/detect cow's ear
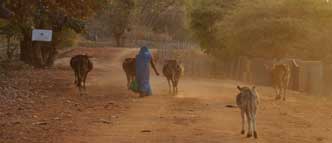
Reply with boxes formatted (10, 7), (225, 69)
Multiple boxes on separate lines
(237, 86), (242, 91)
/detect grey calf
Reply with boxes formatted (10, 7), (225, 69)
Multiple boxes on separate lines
(236, 86), (259, 138)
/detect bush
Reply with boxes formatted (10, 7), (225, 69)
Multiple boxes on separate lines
(188, 0), (332, 60)
(219, 0), (332, 60)
(57, 28), (78, 49)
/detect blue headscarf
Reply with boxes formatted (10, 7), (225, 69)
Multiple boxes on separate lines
(138, 47), (151, 57)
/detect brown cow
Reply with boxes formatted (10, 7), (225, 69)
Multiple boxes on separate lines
(70, 54), (93, 92)
(266, 63), (290, 101)
(162, 60), (184, 94)
(122, 58), (136, 89)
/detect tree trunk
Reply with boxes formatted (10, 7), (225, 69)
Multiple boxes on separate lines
(45, 32), (62, 67)
(44, 41), (58, 67)
(6, 35), (12, 60)
(20, 33), (33, 65)
(33, 41), (45, 67)
(19, 32), (57, 68)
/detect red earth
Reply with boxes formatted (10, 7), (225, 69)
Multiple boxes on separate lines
(1, 47), (332, 143)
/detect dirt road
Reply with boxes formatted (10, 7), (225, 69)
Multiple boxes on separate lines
(55, 48), (332, 143)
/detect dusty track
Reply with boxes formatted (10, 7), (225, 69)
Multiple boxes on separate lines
(53, 48), (332, 143)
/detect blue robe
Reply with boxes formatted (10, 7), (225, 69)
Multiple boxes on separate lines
(136, 47), (152, 96)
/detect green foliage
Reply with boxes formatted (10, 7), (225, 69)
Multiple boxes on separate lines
(134, 0), (184, 30)
(108, 0), (135, 46)
(187, 0), (332, 59)
(186, 0), (238, 55)
(5, 0), (106, 35)
(219, 0), (332, 60)
(87, 0), (189, 44)
(1, 0), (107, 66)
(88, 0), (134, 46)
(0, 19), (8, 27)
(189, 0), (332, 60)
(57, 28), (78, 48)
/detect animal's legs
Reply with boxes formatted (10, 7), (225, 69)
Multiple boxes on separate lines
(241, 109), (245, 134)
(83, 72), (88, 89)
(74, 71), (78, 84)
(171, 78), (176, 95)
(167, 79), (172, 93)
(253, 113), (258, 138)
(275, 86), (281, 100)
(283, 82), (288, 101)
(174, 78), (179, 94)
(126, 73), (130, 89)
(246, 111), (253, 138)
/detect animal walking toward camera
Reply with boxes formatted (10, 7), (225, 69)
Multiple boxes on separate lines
(162, 60), (183, 94)
(70, 54), (93, 93)
(266, 64), (290, 100)
(236, 86), (259, 139)
(122, 58), (136, 89)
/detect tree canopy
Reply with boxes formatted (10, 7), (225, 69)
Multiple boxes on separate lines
(87, 0), (189, 45)
(2, 0), (107, 67)
(186, 0), (238, 55)
(188, 0), (332, 60)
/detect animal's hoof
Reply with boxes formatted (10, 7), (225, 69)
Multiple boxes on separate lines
(254, 131), (258, 139)
(247, 133), (252, 138)
(241, 130), (245, 135)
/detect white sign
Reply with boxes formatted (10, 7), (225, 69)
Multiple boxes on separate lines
(32, 29), (53, 42)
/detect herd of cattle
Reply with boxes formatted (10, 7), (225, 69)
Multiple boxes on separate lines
(69, 53), (292, 139)
(69, 54), (185, 95)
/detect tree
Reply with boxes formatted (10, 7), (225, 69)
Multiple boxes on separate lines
(3, 0), (106, 67)
(189, 0), (332, 60)
(135, 0), (181, 28)
(221, 0), (332, 60)
(186, 0), (238, 55)
(108, 0), (187, 42)
(0, 23), (21, 60)
(86, 0), (188, 45)
(108, 0), (134, 46)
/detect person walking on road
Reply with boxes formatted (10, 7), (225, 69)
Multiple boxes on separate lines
(135, 46), (160, 97)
